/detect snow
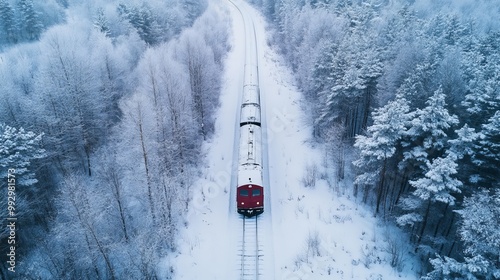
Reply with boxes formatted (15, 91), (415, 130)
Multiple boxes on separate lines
(172, 0), (420, 279)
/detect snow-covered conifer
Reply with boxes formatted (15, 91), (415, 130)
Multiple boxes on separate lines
(17, 0), (43, 40)
(93, 8), (110, 37)
(410, 154), (462, 205)
(403, 87), (459, 165)
(425, 189), (500, 279)
(354, 97), (413, 213)
(0, 123), (46, 184)
(0, 0), (17, 43)
(354, 97), (412, 169)
(473, 111), (500, 187)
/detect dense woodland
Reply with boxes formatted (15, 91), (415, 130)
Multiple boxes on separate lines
(249, 0), (500, 278)
(1, 0), (230, 278)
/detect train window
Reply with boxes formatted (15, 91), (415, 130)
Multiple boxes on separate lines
(252, 189), (261, 196)
(240, 190), (249, 196)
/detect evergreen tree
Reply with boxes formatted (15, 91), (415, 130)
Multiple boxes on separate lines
(314, 44), (348, 135)
(17, 0), (43, 40)
(93, 8), (110, 37)
(397, 87), (459, 246)
(0, 124), (46, 268)
(473, 111), (500, 188)
(410, 154), (462, 205)
(354, 97), (413, 214)
(315, 24), (383, 138)
(395, 61), (437, 109)
(0, 123), (46, 185)
(262, 0), (275, 20)
(461, 32), (500, 126)
(461, 56), (500, 121)
(402, 87), (459, 169)
(117, 3), (162, 45)
(447, 124), (481, 188)
(0, 0), (17, 43)
(425, 189), (500, 279)
(182, 0), (207, 22)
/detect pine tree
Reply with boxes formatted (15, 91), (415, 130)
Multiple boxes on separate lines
(427, 13), (468, 47)
(117, 3), (162, 45)
(425, 189), (500, 279)
(396, 61), (437, 109)
(461, 32), (500, 126)
(93, 8), (110, 37)
(262, 0), (275, 20)
(0, 124), (46, 263)
(447, 125), (481, 188)
(0, 0), (17, 43)
(182, 0), (207, 22)
(17, 0), (43, 40)
(315, 8), (383, 139)
(410, 154), (462, 205)
(0, 123), (46, 184)
(402, 87), (459, 168)
(461, 58), (500, 120)
(314, 44), (348, 135)
(473, 111), (500, 188)
(397, 87), (459, 245)
(458, 32), (500, 191)
(354, 97), (413, 214)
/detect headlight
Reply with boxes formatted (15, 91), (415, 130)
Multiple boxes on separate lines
(256, 202), (259, 205)
(241, 202), (244, 205)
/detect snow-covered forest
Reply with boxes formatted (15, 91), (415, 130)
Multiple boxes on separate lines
(248, 0), (500, 278)
(1, 0), (230, 278)
(1, 0), (499, 278)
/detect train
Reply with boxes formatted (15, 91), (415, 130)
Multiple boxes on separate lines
(236, 64), (264, 217)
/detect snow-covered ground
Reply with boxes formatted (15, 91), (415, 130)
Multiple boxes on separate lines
(173, 0), (420, 279)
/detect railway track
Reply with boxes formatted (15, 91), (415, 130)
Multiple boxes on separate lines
(239, 216), (262, 280)
(228, 0), (266, 278)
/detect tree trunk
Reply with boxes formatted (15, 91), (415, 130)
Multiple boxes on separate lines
(417, 200), (432, 245)
(86, 222), (116, 280)
(433, 202), (449, 238)
(137, 106), (156, 224)
(375, 160), (387, 215)
(109, 168), (129, 242)
(394, 172), (408, 206)
(440, 212), (455, 255)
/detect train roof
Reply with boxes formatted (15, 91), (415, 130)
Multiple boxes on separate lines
(238, 124), (262, 168)
(237, 166), (263, 187)
(240, 103), (261, 125)
(242, 85), (260, 105)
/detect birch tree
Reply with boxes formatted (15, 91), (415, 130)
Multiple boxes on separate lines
(177, 30), (219, 140)
(36, 26), (116, 176)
